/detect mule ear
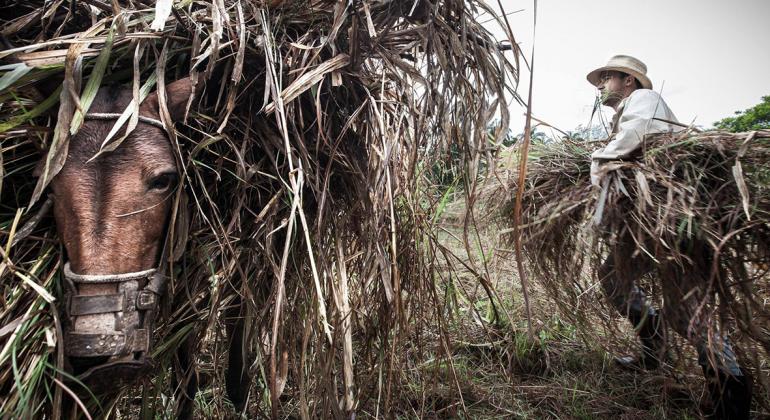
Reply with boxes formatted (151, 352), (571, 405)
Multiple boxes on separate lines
(144, 77), (202, 122)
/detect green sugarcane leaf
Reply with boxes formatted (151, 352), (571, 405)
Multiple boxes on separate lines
(70, 25), (115, 135)
(0, 86), (61, 133)
(0, 63), (32, 92)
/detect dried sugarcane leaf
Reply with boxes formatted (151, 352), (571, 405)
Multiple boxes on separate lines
(733, 160), (751, 221)
(150, 0), (174, 31)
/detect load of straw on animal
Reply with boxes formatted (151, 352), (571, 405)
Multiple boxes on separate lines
(489, 129), (770, 410)
(0, 0), (518, 417)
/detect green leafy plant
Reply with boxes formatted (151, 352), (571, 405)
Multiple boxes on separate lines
(714, 95), (770, 132)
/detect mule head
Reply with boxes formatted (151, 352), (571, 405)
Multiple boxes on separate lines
(49, 78), (196, 388)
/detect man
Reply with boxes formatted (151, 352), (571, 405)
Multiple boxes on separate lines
(587, 55), (752, 419)
(588, 55), (682, 186)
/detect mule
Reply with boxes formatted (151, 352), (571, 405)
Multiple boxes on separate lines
(49, 78), (250, 417)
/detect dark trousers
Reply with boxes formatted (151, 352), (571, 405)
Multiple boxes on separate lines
(598, 235), (742, 376)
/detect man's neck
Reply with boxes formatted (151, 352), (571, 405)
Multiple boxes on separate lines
(613, 88), (639, 111)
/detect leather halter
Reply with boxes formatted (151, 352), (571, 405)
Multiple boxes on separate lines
(63, 112), (172, 388)
(63, 263), (167, 358)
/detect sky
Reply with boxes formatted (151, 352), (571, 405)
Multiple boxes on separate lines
(482, 0), (770, 135)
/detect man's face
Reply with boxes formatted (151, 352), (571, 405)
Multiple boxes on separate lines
(597, 71), (632, 108)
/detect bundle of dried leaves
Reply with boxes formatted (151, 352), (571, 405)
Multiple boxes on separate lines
(0, 0), (517, 417)
(491, 130), (770, 405)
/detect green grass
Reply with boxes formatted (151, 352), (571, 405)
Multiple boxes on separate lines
(390, 200), (723, 419)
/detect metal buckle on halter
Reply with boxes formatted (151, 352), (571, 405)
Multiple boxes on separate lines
(62, 262), (167, 388)
(136, 290), (158, 310)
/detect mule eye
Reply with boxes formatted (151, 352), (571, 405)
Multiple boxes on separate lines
(148, 173), (178, 191)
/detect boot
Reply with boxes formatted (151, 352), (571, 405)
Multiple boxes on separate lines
(702, 366), (752, 420)
(615, 311), (666, 370)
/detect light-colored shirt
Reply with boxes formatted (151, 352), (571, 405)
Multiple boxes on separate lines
(590, 89), (683, 185)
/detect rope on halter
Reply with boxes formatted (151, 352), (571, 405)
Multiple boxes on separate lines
(84, 112), (166, 130)
(63, 262), (156, 283)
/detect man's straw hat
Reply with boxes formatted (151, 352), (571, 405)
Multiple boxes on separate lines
(586, 55), (653, 90)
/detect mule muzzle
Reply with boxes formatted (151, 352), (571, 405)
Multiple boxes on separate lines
(62, 263), (167, 390)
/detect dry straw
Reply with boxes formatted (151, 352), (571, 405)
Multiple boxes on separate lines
(0, 0), (518, 417)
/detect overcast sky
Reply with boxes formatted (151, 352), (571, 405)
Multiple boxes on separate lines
(484, 0), (770, 134)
